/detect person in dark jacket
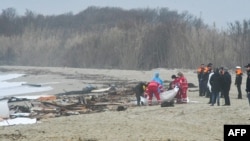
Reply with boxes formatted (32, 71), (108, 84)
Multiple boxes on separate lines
(235, 66), (243, 99)
(220, 67), (232, 106)
(244, 63), (250, 105)
(134, 82), (147, 106)
(210, 68), (223, 106)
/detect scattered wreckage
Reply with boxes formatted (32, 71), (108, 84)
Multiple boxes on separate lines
(0, 84), (136, 126)
(0, 81), (198, 126)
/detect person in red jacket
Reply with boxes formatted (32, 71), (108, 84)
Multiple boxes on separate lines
(176, 72), (189, 103)
(144, 80), (163, 106)
(168, 75), (179, 90)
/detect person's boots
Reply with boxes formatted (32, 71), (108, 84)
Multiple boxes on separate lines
(148, 100), (152, 106)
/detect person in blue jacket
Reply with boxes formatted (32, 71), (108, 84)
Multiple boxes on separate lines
(152, 72), (163, 86)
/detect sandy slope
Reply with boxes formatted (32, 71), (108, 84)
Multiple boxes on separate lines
(0, 66), (250, 141)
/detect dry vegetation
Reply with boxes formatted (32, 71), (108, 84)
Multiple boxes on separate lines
(0, 7), (250, 70)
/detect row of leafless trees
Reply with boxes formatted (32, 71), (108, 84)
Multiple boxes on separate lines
(0, 7), (250, 70)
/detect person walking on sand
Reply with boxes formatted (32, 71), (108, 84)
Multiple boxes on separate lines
(176, 72), (188, 103)
(244, 63), (250, 105)
(235, 66), (243, 99)
(144, 80), (164, 106)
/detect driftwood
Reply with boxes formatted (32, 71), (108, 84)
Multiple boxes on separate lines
(188, 89), (199, 92)
(91, 102), (123, 106)
(188, 83), (198, 88)
(33, 108), (58, 113)
(57, 90), (90, 96)
(41, 101), (81, 110)
(57, 87), (96, 96)
(21, 83), (42, 87)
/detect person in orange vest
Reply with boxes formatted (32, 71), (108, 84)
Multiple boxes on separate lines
(144, 80), (163, 106)
(235, 66), (243, 99)
(176, 72), (189, 103)
(197, 64), (205, 96)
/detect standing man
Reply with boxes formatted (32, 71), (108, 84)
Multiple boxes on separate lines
(202, 63), (213, 98)
(235, 66), (243, 99)
(244, 63), (250, 105)
(207, 69), (214, 104)
(205, 63), (213, 98)
(210, 68), (223, 106)
(220, 67), (232, 106)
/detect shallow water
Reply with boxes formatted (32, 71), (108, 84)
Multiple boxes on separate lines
(0, 73), (53, 98)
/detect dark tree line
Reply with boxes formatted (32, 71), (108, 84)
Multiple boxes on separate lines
(0, 7), (250, 70)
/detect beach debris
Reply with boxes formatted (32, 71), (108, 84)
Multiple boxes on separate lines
(0, 84), (137, 126)
(58, 85), (96, 96)
(188, 83), (198, 88)
(0, 99), (10, 118)
(0, 117), (37, 126)
(21, 83), (42, 87)
(188, 89), (199, 92)
(116, 106), (127, 111)
(161, 101), (175, 107)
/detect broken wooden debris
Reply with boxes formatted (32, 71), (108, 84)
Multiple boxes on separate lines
(0, 83), (140, 126)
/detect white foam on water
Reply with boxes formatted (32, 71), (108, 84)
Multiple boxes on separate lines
(0, 73), (24, 81)
(0, 73), (53, 98)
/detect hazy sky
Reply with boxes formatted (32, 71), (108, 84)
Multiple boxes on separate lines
(1, 0), (250, 29)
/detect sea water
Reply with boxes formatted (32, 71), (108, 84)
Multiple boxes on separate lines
(0, 73), (53, 98)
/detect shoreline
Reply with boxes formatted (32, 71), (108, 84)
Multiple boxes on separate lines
(0, 65), (250, 141)
(0, 73), (53, 98)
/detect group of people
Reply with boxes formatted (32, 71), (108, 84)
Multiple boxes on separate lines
(197, 63), (213, 98)
(134, 71), (188, 106)
(197, 62), (250, 106)
(134, 62), (250, 107)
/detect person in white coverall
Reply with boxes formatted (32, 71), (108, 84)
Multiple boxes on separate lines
(207, 69), (214, 104)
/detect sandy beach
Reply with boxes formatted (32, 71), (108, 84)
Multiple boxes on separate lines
(0, 66), (250, 141)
